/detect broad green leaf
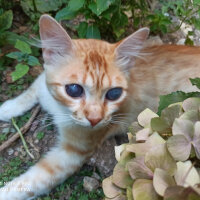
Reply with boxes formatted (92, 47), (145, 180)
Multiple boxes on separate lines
(153, 168), (176, 196)
(96, 0), (115, 16)
(167, 135), (191, 161)
(88, 2), (98, 15)
(112, 163), (133, 189)
(137, 108), (158, 127)
(172, 119), (194, 140)
(86, 25), (101, 39)
(0, 10), (13, 31)
(21, 0), (63, 14)
(11, 64), (29, 82)
(0, 31), (28, 46)
(174, 161), (200, 187)
(183, 97), (200, 112)
(145, 144), (177, 176)
(15, 40), (31, 54)
(190, 78), (200, 89)
(158, 91), (200, 116)
(102, 176), (122, 198)
(77, 22), (88, 38)
(27, 56), (40, 66)
(68, 0), (85, 11)
(55, 7), (77, 21)
(111, 11), (128, 38)
(127, 157), (153, 180)
(133, 179), (161, 200)
(6, 52), (24, 60)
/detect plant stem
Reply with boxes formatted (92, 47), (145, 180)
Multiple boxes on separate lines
(11, 118), (34, 159)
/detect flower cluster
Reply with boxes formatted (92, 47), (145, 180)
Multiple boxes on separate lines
(103, 97), (200, 200)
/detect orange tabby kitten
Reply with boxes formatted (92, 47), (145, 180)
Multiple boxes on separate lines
(0, 14), (200, 200)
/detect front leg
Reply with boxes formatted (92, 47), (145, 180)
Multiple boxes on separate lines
(0, 143), (93, 200)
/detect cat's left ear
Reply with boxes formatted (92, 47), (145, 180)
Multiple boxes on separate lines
(115, 28), (149, 70)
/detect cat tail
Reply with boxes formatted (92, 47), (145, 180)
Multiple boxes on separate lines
(0, 141), (92, 200)
(0, 74), (43, 122)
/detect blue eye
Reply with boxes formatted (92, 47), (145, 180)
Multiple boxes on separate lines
(65, 84), (84, 98)
(106, 87), (122, 101)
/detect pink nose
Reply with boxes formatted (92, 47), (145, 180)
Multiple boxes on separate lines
(87, 117), (102, 127)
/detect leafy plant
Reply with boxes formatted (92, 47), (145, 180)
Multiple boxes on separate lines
(55, 0), (129, 39)
(6, 39), (41, 82)
(102, 79), (200, 200)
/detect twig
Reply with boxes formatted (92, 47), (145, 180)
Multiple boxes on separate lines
(0, 106), (40, 153)
(12, 118), (34, 159)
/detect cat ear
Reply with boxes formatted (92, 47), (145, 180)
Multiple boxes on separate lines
(115, 27), (149, 71)
(39, 14), (73, 64)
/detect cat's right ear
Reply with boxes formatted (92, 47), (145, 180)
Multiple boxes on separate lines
(39, 14), (73, 65)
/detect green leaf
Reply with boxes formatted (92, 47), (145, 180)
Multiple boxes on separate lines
(88, 2), (98, 15)
(21, 0), (63, 14)
(6, 52), (24, 60)
(111, 11), (128, 38)
(0, 31), (29, 46)
(77, 22), (88, 38)
(27, 56), (40, 66)
(68, 0), (85, 11)
(86, 25), (101, 39)
(96, 0), (115, 16)
(55, 7), (77, 21)
(36, 132), (44, 140)
(0, 10), (13, 31)
(15, 40), (31, 54)
(190, 78), (200, 89)
(11, 64), (29, 82)
(158, 91), (200, 115)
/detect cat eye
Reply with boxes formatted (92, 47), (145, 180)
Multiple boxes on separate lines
(105, 87), (123, 101)
(65, 84), (84, 98)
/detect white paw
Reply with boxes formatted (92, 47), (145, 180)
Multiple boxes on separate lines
(0, 100), (15, 122)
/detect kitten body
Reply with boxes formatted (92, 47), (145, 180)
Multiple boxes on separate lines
(0, 15), (200, 200)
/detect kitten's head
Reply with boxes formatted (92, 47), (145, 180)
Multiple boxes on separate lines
(39, 15), (149, 128)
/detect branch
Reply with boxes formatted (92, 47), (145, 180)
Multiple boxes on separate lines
(0, 106), (40, 153)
